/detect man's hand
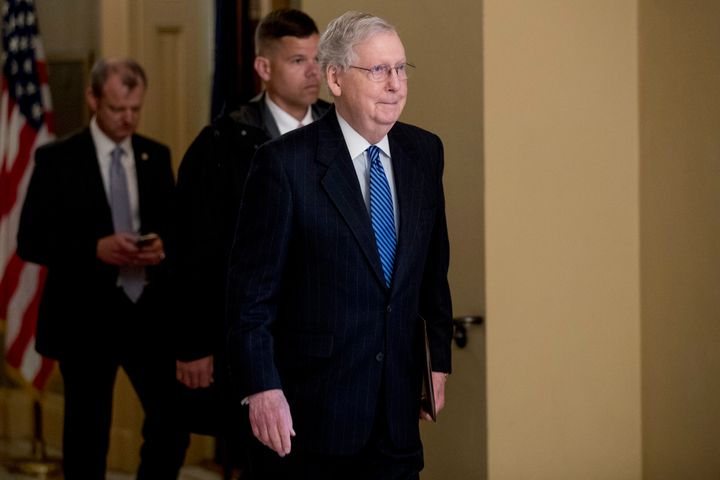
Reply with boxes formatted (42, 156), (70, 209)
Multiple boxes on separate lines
(248, 389), (295, 457)
(176, 356), (214, 389)
(133, 234), (165, 266)
(420, 371), (448, 421)
(96, 233), (139, 265)
(96, 233), (165, 266)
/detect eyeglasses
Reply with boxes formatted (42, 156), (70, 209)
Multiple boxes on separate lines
(348, 63), (415, 82)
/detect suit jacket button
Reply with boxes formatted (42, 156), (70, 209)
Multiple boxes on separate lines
(376, 352), (384, 362)
(386, 305), (392, 313)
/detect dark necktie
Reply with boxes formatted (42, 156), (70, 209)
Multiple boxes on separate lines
(109, 146), (145, 302)
(367, 145), (397, 287)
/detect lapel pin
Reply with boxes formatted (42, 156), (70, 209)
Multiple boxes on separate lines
(141, 152), (149, 161)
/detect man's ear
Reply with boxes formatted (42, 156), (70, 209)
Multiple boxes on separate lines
(254, 56), (271, 82)
(85, 86), (98, 112)
(327, 66), (342, 97)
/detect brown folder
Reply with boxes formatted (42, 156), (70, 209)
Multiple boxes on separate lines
(419, 316), (437, 422)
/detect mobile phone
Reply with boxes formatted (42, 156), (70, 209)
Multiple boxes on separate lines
(136, 233), (159, 247)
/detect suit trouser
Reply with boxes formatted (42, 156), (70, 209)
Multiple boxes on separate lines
(59, 288), (189, 480)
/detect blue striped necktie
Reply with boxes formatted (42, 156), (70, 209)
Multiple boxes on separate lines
(109, 146), (145, 302)
(367, 145), (397, 287)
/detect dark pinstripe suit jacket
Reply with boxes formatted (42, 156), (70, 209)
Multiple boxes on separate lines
(226, 107), (453, 455)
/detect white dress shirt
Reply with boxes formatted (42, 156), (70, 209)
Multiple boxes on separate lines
(90, 117), (141, 233)
(265, 94), (314, 135)
(336, 111), (399, 234)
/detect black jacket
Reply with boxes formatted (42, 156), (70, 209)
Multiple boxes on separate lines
(172, 94), (331, 362)
(17, 128), (175, 359)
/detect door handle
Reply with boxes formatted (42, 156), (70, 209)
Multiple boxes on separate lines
(452, 315), (484, 348)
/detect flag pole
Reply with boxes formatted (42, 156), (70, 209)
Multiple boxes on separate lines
(5, 396), (62, 477)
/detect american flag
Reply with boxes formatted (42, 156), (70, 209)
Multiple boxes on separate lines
(0, 0), (55, 390)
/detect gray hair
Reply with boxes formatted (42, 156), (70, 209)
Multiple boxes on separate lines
(318, 11), (396, 72)
(89, 58), (147, 98)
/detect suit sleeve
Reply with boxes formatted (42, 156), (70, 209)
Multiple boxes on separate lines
(17, 147), (55, 265)
(225, 143), (292, 398)
(418, 135), (454, 373)
(17, 145), (97, 267)
(134, 139), (175, 238)
(170, 126), (221, 361)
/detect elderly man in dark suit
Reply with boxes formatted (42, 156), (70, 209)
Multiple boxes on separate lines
(17, 58), (188, 479)
(226, 11), (453, 480)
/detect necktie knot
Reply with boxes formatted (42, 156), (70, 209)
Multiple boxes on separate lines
(111, 146), (124, 164)
(367, 145), (396, 288)
(367, 145), (381, 167)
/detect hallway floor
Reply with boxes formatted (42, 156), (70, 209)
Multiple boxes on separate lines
(0, 464), (222, 480)
(0, 438), (222, 480)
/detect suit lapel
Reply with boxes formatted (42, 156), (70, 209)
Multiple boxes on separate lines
(316, 113), (386, 288)
(132, 135), (150, 232)
(258, 92), (281, 139)
(79, 129), (115, 233)
(389, 126), (423, 290)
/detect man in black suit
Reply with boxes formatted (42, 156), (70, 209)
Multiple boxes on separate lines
(172, 9), (330, 477)
(226, 11), (453, 480)
(17, 58), (188, 479)
(174, 6), (329, 396)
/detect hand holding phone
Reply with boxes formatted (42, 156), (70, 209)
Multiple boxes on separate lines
(133, 233), (165, 266)
(136, 233), (160, 248)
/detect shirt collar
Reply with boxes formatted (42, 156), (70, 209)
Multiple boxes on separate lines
(89, 116), (132, 156)
(336, 111), (390, 160)
(265, 94), (313, 135)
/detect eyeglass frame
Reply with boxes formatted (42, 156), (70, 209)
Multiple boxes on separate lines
(347, 62), (416, 82)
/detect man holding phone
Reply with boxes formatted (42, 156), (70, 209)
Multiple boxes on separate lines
(17, 58), (188, 479)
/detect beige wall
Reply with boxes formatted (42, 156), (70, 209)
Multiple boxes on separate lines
(639, 1), (720, 477)
(37, 0), (98, 58)
(99, 0), (213, 170)
(484, 1), (642, 478)
(486, 1), (720, 478)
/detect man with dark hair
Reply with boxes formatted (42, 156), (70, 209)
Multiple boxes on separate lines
(17, 57), (188, 479)
(175, 7), (330, 390)
(232, 8), (330, 137)
(226, 10), (453, 480)
(172, 8), (329, 477)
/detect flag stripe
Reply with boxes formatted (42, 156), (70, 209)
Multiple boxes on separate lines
(1, 0), (55, 391)
(6, 260), (44, 367)
(0, 121), (38, 218)
(32, 355), (54, 389)
(0, 249), (22, 318)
